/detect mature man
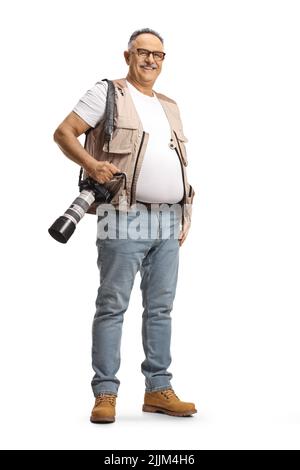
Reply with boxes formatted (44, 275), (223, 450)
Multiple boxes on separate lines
(53, 28), (196, 423)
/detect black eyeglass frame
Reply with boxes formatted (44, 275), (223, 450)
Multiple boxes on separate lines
(130, 48), (166, 61)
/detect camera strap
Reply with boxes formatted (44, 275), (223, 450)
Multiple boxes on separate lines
(79, 79), (115, 188)
(102, 79), (115, 146)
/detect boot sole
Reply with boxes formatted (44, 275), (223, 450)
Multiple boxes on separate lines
(143, 404), (197, 417)
(90, 416), (115, 423)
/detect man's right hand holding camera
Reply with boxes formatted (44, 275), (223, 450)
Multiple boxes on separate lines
(86, 161), (121, 184)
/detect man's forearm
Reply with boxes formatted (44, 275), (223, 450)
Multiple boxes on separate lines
(54, 129), (96, 174)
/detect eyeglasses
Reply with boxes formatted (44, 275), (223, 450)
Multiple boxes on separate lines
(131, 48), (166, 61)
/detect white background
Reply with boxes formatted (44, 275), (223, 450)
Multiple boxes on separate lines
(0, 0), (300, 450)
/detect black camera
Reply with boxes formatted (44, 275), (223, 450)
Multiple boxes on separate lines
(48, 172), (126, 244)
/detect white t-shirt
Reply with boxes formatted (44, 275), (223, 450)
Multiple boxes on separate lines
(126, 81), (183, 204)
(73, 80), (107, 127)
(73, 80), (184, 203)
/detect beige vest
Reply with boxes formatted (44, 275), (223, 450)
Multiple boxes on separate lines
(84, 78), (195, 231)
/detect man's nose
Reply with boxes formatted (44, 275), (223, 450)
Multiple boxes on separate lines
(145, 53), (155, 63)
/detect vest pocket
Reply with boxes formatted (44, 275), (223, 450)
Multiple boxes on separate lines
(102, 128), (134, 154)
(174, 130), (188, 166)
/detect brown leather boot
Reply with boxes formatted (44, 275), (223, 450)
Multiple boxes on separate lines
(143, 388), (197, 417)
(90, 394), (116, 423)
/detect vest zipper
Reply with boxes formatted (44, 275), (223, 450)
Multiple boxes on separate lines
(130, 131), (145, 205)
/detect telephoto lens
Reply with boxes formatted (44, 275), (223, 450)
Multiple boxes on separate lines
(48, 189), (98, 243)
(48, 173), (126, 243)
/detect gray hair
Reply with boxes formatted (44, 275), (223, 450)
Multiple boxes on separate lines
(128, 28), (164, 49)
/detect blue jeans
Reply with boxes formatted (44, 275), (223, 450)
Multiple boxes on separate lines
(91, 203), (181, 396)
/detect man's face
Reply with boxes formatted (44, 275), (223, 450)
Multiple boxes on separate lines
(124, 33), (164, 87)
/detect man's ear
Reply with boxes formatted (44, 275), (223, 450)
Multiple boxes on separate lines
(124, 50), (130, 65)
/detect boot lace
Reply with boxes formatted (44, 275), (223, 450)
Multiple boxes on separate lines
(160, 389), (179, 400)
(95, 394), (116, 406)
